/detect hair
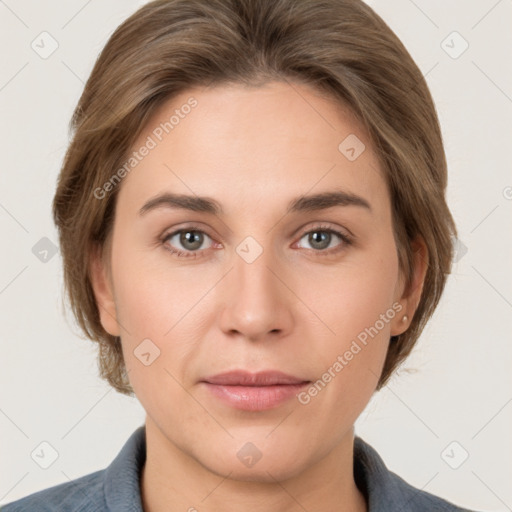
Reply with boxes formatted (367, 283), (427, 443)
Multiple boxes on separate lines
(52, 0), (457, 396)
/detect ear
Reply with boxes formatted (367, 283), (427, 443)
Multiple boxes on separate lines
(89, 241), (121, 337)
(391, 235), (429, 336)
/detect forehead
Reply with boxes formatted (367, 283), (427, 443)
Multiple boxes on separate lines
(116, 81), (387, 217)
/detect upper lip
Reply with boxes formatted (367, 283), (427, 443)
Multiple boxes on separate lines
(201, 370), (309, 386)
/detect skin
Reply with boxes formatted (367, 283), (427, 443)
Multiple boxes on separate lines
(90, 80), (428, 512)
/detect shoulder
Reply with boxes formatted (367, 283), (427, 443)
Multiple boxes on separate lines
(0, 469), (107, 512)
(354, 436), (481, 512)
(1, 425), (146, 512)
(380, 467), (479, 512)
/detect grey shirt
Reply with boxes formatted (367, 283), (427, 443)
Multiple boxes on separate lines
(1, 425), (478, 511)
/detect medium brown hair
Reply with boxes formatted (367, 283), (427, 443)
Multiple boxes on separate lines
(52, 0), (457, 396)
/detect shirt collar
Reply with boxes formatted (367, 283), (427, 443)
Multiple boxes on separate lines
(103, 425), (146, 511)
(354, 436), (411, 510)
(102, 425), (409, 511)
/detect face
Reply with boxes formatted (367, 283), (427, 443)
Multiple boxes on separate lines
(91, 81), (422, 481)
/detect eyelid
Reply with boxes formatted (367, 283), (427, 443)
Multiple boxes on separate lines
(293, 220), (355, 240)
(161, 222), (215, 240)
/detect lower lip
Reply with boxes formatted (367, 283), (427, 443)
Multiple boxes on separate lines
(201, 382), (310, 411)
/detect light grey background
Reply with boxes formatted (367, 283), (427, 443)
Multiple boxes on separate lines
(0, 1), (511, 510)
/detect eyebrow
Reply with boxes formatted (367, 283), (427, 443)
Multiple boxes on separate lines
(138, 189), (372, 217)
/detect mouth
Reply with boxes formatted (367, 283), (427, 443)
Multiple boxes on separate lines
(200, 370), (311, 411)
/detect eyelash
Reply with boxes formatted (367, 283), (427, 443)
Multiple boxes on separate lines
(160, 224), (353, 259)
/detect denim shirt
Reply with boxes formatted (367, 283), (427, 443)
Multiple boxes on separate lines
(1, 425), (478, 511)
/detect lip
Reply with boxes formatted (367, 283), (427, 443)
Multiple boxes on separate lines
(200, 370), (310, 411)
(203, 370), (307, 386)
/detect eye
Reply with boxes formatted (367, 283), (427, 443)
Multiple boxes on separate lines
(160, 224), (353, 259)
(162, 227), (214, 258)
(296, 225), (353, 254)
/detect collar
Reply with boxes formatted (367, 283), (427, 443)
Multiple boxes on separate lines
(102, 425), (460, 511)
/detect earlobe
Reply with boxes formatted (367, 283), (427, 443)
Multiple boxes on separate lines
(391, 235), (429, 336)
(89, 242), (121, 337)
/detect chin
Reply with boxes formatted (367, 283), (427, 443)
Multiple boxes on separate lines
(204, 455), (307, 484)
(193, 436), (310, 483)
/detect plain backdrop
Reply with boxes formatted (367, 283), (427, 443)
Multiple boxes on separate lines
(0, 1), (511, 510)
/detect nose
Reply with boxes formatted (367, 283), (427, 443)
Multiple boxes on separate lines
(218, 241), (294, 343)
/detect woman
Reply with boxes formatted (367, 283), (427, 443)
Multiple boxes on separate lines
(2, 0), (480, 510)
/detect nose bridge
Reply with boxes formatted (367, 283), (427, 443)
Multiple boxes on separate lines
(219, 235), (292, 339)
(233, 235), (281, 308)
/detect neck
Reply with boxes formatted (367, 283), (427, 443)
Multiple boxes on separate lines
(140, 419), (367, 512)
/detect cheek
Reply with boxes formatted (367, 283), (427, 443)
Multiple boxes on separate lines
(298, 246), (399, 343)
(110, 237), (226, 396)
(294, 247), (399, 400)
(110, 230), (208, 338)
(112, 264), (205, 414)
